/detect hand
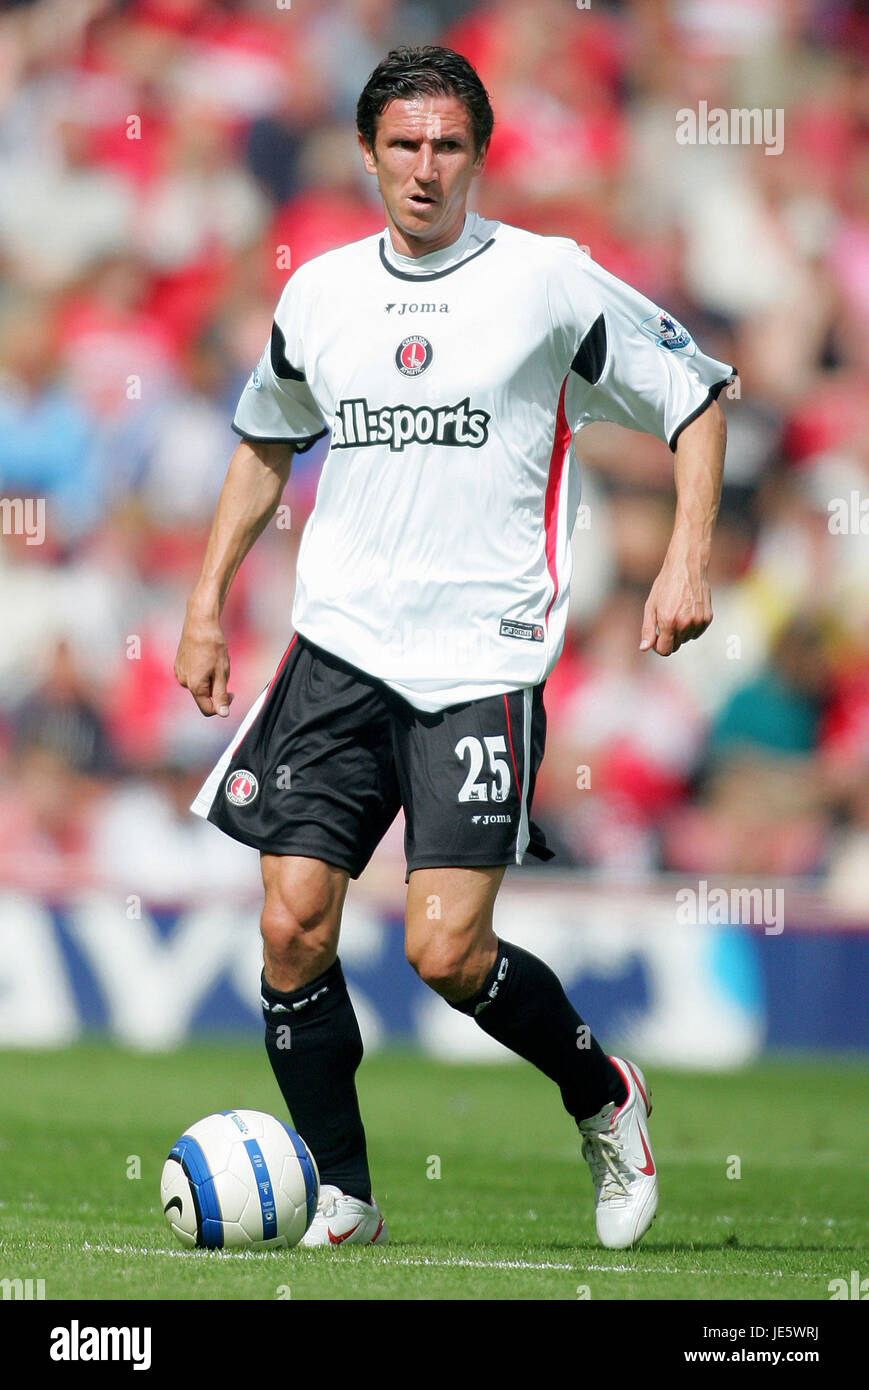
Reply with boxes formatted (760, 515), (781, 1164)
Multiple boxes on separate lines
(640, 547), (713, 656)
(174, 603), (234, 717)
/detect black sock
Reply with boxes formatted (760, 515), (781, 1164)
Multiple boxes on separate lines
(261, 958), (372, 1204)
(449, 938), (627, 1122)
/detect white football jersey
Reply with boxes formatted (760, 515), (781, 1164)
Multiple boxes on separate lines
(233, 212), (734, 712)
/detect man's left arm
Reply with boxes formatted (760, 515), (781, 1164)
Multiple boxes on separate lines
(639, 398), (727, 657)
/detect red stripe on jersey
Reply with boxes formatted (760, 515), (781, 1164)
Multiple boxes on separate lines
(266, 633), (298, 700)
(543, 378), (571, 628)
(228, 633), (299, 760)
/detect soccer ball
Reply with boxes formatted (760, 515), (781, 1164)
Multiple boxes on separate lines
(160, 1109), (319, 1249)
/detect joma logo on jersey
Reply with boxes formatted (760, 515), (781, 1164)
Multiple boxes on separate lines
(385, 302), (449, 314)
(500, 618), (544, 642)
(331, 397), (490, 453)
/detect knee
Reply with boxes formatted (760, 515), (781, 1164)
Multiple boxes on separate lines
(406, 933), (488, 1003)
(261, 877), (327, 948)
(260, 862), (344, 984)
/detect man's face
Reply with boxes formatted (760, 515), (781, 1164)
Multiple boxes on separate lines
(358, 93), (488, 255)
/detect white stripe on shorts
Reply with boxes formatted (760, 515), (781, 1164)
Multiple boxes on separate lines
(190, 685), (270, 820)
(515, 686), (532, 863)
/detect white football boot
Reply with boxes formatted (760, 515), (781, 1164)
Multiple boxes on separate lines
(299, 1184), (388, 1248)
(578, 1056), (658, 1249)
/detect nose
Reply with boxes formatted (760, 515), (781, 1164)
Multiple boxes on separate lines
(414, 141), (437, 182)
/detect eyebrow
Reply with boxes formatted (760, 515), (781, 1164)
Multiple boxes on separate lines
(386, 132), (467, 143)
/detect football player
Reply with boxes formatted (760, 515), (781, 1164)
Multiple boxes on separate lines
(175, 45), (733, 1250)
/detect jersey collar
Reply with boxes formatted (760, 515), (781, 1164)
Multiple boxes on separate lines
(379, 212), (496, 282)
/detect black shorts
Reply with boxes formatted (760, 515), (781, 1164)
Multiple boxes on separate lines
(191, 632), (554, 879)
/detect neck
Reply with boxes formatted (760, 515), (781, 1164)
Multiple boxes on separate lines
(385, 208), (468, 258)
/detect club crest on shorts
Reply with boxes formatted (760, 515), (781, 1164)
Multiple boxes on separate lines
(395, 335), (433, 376)
(225, 769), (259, 807)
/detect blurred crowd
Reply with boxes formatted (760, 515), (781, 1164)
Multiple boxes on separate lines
(1, 0), (868, 910)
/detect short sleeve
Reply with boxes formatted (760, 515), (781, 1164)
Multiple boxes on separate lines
(232, 273), (329, 452)
(550, 245), (736, 452)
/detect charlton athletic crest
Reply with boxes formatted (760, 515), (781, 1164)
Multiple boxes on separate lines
(225, 769), (259, 807)
(395, 335), (433, 376)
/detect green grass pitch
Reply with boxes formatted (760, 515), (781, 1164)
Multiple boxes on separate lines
(1, 1044), (867, 1301)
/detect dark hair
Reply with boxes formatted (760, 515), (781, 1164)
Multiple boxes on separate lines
(356, 46), (494, 158)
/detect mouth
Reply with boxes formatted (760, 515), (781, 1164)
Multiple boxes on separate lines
(407, 192), (438, 209)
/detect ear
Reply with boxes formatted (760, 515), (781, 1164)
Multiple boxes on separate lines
(472, 137), (490, 176)
(357, 130), (377, 175)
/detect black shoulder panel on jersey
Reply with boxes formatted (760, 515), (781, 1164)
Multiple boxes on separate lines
(570, 312), (607, 385)
(270, 321), (306, 382)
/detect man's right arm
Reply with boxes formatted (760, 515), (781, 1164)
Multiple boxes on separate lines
(175, 437), (295, 717)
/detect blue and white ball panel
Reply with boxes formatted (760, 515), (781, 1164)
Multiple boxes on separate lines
(170, 1133), (225, 1248)
(279, 1120), (320, 1234)
(242, 1137), (278, 1241)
